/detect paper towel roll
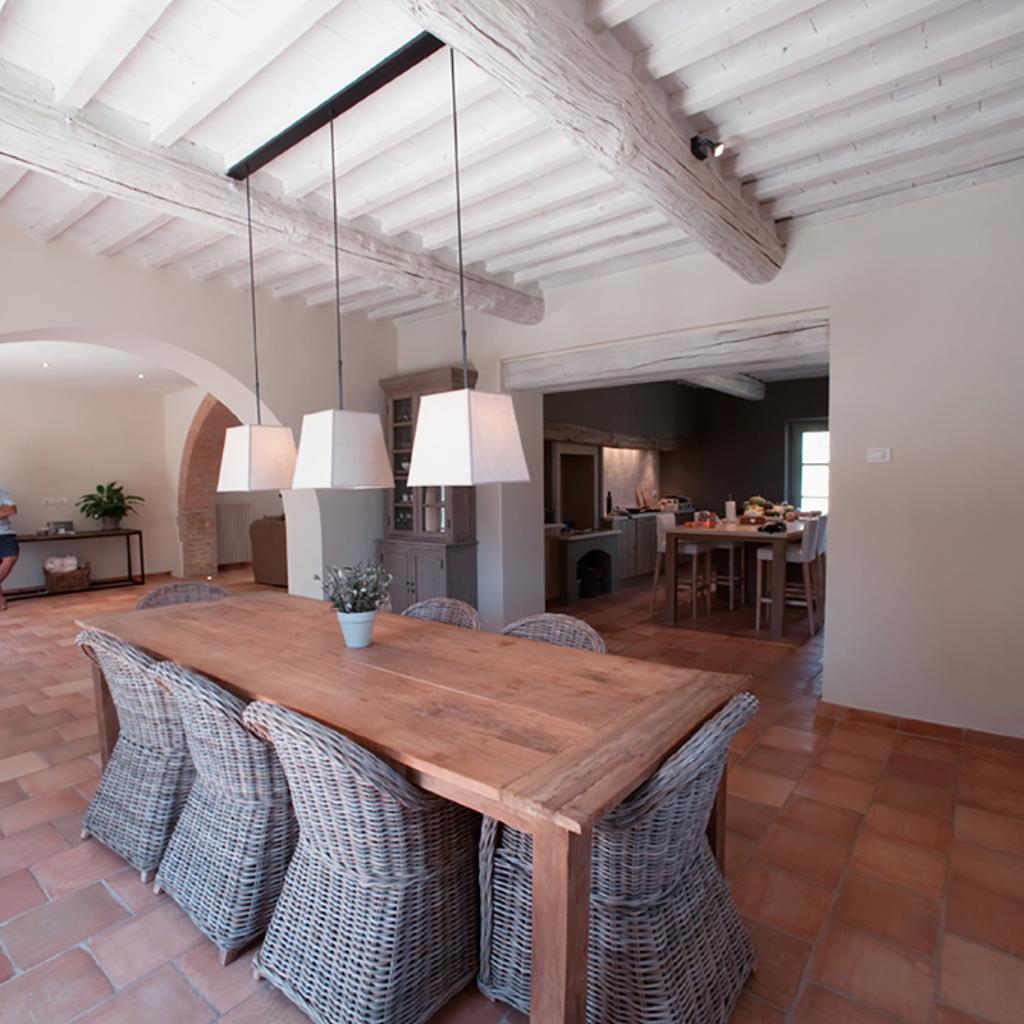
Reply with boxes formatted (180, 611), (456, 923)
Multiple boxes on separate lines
(725, 500), (737, 522)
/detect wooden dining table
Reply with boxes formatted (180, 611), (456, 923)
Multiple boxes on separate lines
(665, 520), (805, 640)
(78, 591), (747, 1024)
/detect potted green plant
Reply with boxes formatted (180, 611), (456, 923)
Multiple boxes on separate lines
(318, 562), (393, 648)
(76, 482), (145, 531)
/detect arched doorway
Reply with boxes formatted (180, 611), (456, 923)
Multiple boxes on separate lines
(178, 395), (241, 578)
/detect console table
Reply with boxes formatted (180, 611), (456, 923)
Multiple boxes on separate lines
(7, 528), (146, 601)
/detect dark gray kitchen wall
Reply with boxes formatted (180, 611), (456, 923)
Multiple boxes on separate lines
(544, 381), (696, 442)
(660, 377), (829, 512)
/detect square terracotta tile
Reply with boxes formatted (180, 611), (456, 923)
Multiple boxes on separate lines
(777, 795), (862, 844)
(742, 744), (813, 780)
(730, 992), (786, 1023)
(220, 983), (321, 1023)
(0, 948), (113, 1024)
(31, 837), (126, 899)
(864, 802), (952, 851)
(0, 869), (47, 925)
(17, 758), (99, 799)
(959, 780), (1024, 822)
(900, 718), (963, 743)
(74, 964), (214, 1024)
(727, 796), (778, 840)
(875, 777), (955, 821)
(0, 780), (24, 810)
(729, 764), (798, 808)
(104, 866), (169, 915)
(950, 842), (1024, 902)
(176, 943), (260, 1014)
(964, 730), (1024, 756)
(849, 832), (947, 900)
(892, 734), (961, 763)
(794, 768), (874, 813)
(732, 863), (832, 940)
(725, 829), (757, 879)
(758, 825), (851, 887)
(88, 900), (206, 987)
(886, 753), (960, 789)
(744, 920), (813, 1007)
(954, 805), (1024, 859)
(0, 786), (86, 836)
(0, 751), (48, 783)
(946, 878), (1024, 957)
(939, 935), (1024, 1024)
(963, 755), (1024, 794)
(794, 985), (894, 1023)
(815, 749), (884, 783)
(759, 725), (824, 755)
(0, 882), (129, 968)
(0, 823), (69, 876)
(832, 874), (940, 955)
(934, 1006), (989, 1024)
(826, 723), (894, 763)
(811, 925), (935, 1024)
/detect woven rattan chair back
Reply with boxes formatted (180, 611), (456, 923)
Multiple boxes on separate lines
(137, 581), (230, 610)
(243, 700), (478, 1024)
(153, 663), (296, 962)
(500, 613), (607, 653)
(402, 597), (482, 630)
(479, 692), (759, 1022)
(75, 629), (194, 880)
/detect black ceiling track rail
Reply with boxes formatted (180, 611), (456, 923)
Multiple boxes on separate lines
(227, 31), (445, 180)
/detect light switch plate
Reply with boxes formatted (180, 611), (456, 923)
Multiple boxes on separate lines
(866, 447), (892, 463)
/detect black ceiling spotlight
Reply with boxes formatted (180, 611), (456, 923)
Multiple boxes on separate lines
(690, 135), (725, 161)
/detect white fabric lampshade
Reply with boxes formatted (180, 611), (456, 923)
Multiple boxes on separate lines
(291, 409), (394, 490)
(407, 388), (529, 486)
(217, 424), (297, 493)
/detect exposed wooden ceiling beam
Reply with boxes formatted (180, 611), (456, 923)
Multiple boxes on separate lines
(28, 191), (106, 242)
(141, 228), (229, 270)
(681, 373), (765, 401)
(150, 0), (341, 146)
(676, 0), (964, 115)
(0, 72), (544, 324)
(502, 317), (829, 392)
(640, 0), (824, 80)
(0, 162), (27, 202)
(540, 238), (695, 290)
(585, 0), (662, 32)
(54, 0), (173, 110)
(89, 211), (172, 257)
(395, 0), (784, 284)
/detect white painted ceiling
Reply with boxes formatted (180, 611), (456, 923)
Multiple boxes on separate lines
(0, 0), (1020, 326)
(0, 341), (193, 392)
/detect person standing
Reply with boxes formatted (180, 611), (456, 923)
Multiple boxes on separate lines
(0, 489), (19, 611)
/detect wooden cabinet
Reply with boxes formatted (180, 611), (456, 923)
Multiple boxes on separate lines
(607, 514), (658, 579)
(378, 367), (479, 612)
(379, 540), (478, 614)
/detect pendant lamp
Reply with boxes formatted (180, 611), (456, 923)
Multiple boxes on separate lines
(217, 175), (297, 492)
(407, 49), (529, 488)
(292, 118), (394, 490)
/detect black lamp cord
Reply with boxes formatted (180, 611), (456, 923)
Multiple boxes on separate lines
(244, 172), (262, 425)
(329, 116), (344, 410)
(449, 47), (469, 390)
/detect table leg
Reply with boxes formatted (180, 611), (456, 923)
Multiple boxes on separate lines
(706, 765), (728, 870)
(532, 824), (592, 1024)
(665, 533), (678, 626)
(90, 662), (119, 766)
(769, 537), (787, 640)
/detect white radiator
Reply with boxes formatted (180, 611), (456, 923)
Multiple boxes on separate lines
(216, 502), (254, 565)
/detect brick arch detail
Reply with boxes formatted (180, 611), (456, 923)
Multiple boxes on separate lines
(178, 394), (241, 579)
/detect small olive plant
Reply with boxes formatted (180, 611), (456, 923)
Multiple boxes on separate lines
(318, 562), (393, 614)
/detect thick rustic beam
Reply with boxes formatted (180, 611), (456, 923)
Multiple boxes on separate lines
(0, 73), (544, 324)
(394, 0), (784, 284)
(545, 420), (685, 451)
(681, 373), (765, 401)
(502, 317), (829, 392)
(28, 192), (106, 243)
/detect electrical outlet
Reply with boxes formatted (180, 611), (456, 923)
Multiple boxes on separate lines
(866, 447), (892, 464)
(56, 497), (71, 505)
(42, 497), (56, 505)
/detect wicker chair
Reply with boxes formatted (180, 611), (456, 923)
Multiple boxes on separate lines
(402, 597), (481, 630)
(152, 663), (297, 965)
(75, 629), (194, 882)
(501, 612), (607, 653)
(478, 692), (759, 1023)
(137, 581), (230, 610)
(243, 701), (478, 1024)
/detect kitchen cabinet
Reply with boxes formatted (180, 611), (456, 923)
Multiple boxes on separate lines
(379, 540), (478, 614)
(606, 513), (659, 579)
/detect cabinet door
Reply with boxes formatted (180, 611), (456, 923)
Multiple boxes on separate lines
(381, 547), (411, 613)
(411, 549), (445, 604)
(635, 516), (657, 576)
(617, 520), (637, 578)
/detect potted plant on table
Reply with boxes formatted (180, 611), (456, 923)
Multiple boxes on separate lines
(76, 482), (145, 530)
(319, 562), (393, 649)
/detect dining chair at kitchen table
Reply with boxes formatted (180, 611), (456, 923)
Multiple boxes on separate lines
(243, 701), (478, 1024)
(755, 517), (820, 636)
(478, 692), (759, 1023)
(137, 581), (230, 610)
(75, 629), (194, 882)
(402, 597), (481, 630)
(650, 511), (712, 620)
(501, 612), (606, 653)
(153, 662), (297, 965)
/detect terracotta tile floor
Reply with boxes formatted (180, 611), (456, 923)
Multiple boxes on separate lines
(2, 572), (1023, 1023)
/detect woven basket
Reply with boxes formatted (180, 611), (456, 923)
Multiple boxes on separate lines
(44, 563), (91, 593)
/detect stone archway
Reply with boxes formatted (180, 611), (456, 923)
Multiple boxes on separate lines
(178, 395), (241, 578)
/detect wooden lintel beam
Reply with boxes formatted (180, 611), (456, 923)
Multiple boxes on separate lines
(544, 420), (685, 451)
(0, 72), (544, 325)
(680, 373), (765, 401)
(394, 0), (784, 284)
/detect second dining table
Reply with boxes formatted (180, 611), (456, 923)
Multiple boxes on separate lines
(665, 519), (805, 639)
(79, 590), (747, 1024)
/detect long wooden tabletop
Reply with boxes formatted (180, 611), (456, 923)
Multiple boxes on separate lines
(78, 591), (745, 834)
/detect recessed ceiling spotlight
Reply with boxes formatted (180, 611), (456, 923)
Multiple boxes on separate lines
(41, 361), (50, 368)
(690, 135), (725, 161)
(137, 373), (145, 379)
